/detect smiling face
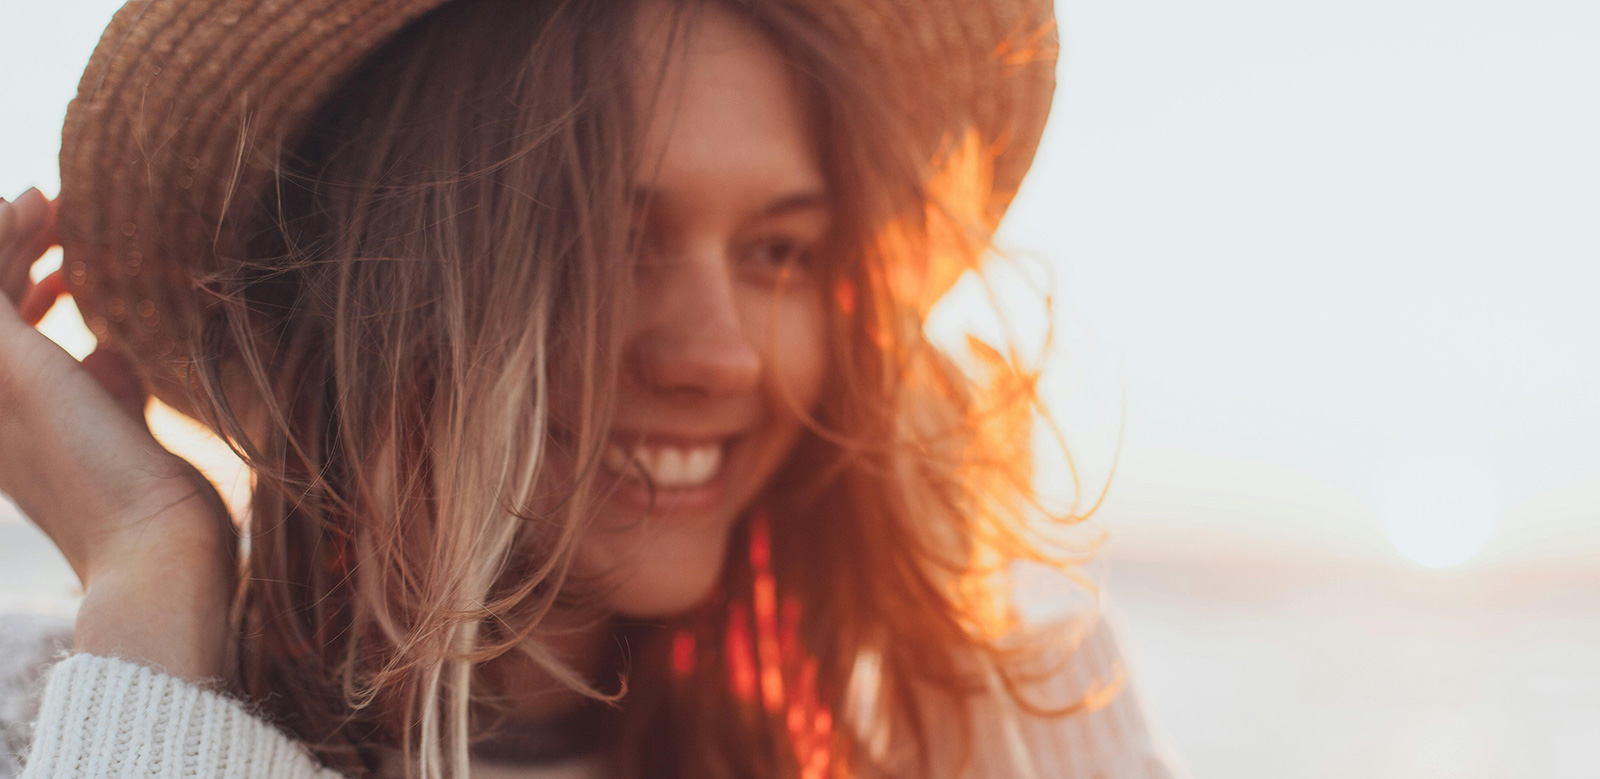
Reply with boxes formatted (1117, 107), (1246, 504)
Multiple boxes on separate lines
(567, 1), (831, 617)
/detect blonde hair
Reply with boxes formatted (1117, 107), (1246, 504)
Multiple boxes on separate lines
(190, 0), (1095, 777)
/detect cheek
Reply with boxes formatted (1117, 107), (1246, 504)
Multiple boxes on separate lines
(760, 290), (828, 414)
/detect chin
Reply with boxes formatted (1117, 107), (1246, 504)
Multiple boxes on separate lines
(590, 517), (738, 618)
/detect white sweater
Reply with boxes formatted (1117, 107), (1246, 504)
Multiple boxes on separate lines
(0, 608), (1176, 778)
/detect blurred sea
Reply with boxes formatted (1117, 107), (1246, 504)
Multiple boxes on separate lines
(1107, 552), (1600, 779)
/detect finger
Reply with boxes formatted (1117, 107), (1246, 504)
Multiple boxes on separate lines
(42, 195), (60, 248)
(1, 189), (53, 305)
(0, 199), (17, 304)
(80, 346), (153, 432)
(21, 269), (66, 325)
(17, 190), (58, 269)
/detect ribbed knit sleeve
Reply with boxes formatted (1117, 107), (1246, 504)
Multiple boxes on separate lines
(959, 613), (1178, 778)
(19, 654), (344, 779)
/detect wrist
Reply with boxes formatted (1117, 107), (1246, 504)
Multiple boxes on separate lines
(75, 533), (237, 686)
(85, 470), (236, 577)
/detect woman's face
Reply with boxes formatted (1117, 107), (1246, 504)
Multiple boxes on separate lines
(571, 1), (830, 617)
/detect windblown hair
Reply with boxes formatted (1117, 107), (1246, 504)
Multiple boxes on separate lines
(190, 0), (1098, 777)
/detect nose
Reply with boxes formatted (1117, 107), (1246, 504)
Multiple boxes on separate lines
(630, 255), (762, 397)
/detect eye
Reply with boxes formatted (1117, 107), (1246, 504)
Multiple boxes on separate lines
(747, 236), (813, 275)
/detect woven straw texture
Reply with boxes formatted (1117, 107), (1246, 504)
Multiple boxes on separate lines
(57, 0), (1057, 419)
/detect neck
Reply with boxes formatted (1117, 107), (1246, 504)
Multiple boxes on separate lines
(470, 610), (622, 763)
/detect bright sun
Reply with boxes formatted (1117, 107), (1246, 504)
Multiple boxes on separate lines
(1372, 435), (1501, 569)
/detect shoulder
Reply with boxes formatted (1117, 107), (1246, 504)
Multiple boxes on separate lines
(962, 608), (1177, 778)
(947, 564), (1184, 779)
(0, 610), (74, 779)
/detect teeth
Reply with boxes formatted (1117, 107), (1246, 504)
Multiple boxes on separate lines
(687, 447), (717, 480)
(601, 442), (723, 488)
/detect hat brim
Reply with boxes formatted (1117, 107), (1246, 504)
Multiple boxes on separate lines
(58, 0), (1056, 419)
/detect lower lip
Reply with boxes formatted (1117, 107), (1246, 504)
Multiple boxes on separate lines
(595, 454), (730, 518)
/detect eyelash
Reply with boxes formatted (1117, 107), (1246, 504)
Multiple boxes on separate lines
(625, 229), (817, 278)
(749, 237), (812, 270)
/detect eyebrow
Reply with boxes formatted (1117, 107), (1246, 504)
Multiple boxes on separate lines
(757, 190), (831, 218)
(629, 187), (831, 218)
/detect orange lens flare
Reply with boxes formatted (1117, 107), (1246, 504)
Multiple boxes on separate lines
(720, 511), (839, 776)
(671, 629), (697, 677)
(726, 603), (760, 703)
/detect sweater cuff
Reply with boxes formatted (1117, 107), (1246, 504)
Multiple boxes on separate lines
(22, 653), (340, 778)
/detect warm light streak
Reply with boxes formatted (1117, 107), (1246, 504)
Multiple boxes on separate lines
(723, 512), (836, 777)
(671, 629), (696, 677)
(751, 517), (786, 713)
(726, 605), (759, 703)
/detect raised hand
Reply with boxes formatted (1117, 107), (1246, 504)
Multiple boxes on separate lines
(0, 189), (237, 685)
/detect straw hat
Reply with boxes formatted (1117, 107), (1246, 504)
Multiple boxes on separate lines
(57, 0), (1057, 419)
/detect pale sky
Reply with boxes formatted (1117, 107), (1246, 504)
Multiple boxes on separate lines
(4, 0), (1599, 571)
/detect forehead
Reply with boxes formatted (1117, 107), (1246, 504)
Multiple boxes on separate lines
(629, 1), (824, 198)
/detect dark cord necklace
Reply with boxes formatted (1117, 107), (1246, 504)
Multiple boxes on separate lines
(470, 625), (632, 767)
(470, 694), (620, 766)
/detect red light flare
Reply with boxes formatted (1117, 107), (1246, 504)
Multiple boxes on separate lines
(721, 511), (841, 777)
(671, 629), (697, 677)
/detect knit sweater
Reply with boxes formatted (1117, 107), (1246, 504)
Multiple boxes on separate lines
(0, 607), (1175, 778)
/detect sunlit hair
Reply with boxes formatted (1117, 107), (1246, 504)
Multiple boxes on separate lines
(188, 0), (1099, 777)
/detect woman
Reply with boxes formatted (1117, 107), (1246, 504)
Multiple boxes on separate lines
(0, 0), (1173, 776)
